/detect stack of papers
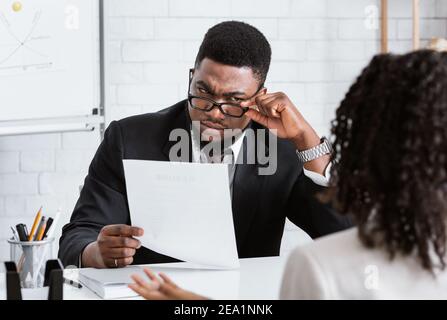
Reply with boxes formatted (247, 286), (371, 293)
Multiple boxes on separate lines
(123, 160), (240, 269)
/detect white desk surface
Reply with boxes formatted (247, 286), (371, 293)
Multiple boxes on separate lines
(1, 256), (287, 300)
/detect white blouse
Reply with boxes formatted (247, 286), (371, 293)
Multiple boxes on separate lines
(280, 228), (447, 299)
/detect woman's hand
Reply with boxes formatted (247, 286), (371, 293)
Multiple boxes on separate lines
(129, 268), (208, 300)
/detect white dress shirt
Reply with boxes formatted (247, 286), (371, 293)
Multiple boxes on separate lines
(190, 129), (331, 187)
(280, 227), (447, 299)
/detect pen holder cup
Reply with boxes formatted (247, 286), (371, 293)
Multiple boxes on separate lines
(7, 238), (55, 288)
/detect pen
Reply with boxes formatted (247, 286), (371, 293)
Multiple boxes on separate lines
(64, 278), (83, 289)
(28, 206), (43, 241)
(24, 224), (29, 240)
(42, 217), (54, 239)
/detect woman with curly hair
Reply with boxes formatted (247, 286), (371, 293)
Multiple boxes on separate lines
(280, 49), (447, 299)
(129, 50), (447, 299)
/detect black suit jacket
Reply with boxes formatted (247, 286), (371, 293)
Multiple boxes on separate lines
(58, 100), (352, 267)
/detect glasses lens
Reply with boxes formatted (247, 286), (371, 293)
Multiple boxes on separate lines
(190, 97), (213, 110)
(221, 104), (244, 117)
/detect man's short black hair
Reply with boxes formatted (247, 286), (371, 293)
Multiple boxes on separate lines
(195, 21), (271, 85)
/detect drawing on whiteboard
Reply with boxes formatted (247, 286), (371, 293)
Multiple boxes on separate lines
(0, 3), (58, 75)
(0, 0), (99, 123)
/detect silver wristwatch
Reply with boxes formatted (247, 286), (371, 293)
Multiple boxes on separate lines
(296, 137), (333, 163)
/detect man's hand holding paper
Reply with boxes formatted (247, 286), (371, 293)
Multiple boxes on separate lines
(82, 224), (144, 268)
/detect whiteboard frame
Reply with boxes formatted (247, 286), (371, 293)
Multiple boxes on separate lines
(0, 0), (105, 137)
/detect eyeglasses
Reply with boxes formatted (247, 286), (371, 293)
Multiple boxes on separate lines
(187, 69), (263, 118)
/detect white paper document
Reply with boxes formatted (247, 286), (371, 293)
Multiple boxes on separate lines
(123, 160), (239, 269)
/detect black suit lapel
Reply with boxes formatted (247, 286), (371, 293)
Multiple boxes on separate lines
(231, 123), (270, 252)
(162, 102), (192, 162)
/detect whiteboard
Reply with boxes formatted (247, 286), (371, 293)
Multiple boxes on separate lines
(0, 0), (100, 122)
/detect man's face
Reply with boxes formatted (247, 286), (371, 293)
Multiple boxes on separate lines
(188, 58), (264, 143)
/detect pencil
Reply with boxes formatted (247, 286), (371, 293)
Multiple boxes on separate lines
(28, 206), (42, 241)
(35, 217), (47, 241)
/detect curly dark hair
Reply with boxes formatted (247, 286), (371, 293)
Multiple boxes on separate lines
(328, 50), (447, 272)
(195, 21), (271, 84)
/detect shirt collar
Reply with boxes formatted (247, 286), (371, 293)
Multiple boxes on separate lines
(190, 126), (245, 163)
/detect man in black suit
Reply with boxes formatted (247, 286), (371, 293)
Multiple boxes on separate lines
(59, 21), (352, 268)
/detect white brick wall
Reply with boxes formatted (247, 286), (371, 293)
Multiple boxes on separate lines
(0, 131), (100, 261)
(20, 151), (55, 173)
(106, 0), (447, 127)
(108, 0), (168, 17)
(0, 152), (19, 173)
(1, 0), (446, 261)
(109, 17), (155, 40)
(169, 0), (231, 17)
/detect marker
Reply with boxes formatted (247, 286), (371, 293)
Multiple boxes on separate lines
(15, 224), (28, 242)
(42, 217), (54, 239)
